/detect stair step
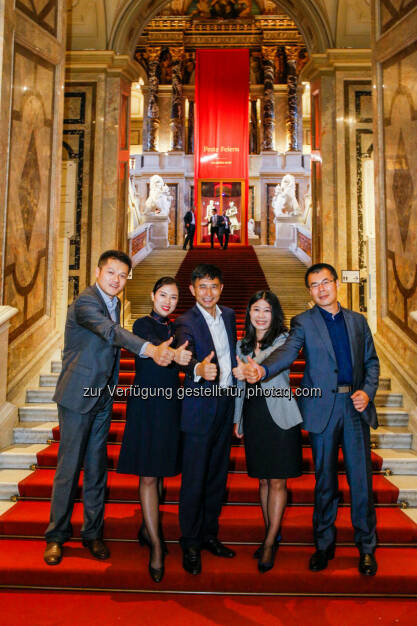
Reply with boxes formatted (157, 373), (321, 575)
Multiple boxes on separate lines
(377, 407), (409, 427)
(17, 470), (399, 504)
(0, 470), (33, 500)
(0, 540), (416, 595)
(377, 449), (417, 475)
(371, 427), (413, 449)
(0, 444), (46, 469)
(386, 476), (417, 507)
(374, 393), (403, 407)
(14, 423), (55, 444)
(18, 404), (58, 422)
(2, 501), (416, 544)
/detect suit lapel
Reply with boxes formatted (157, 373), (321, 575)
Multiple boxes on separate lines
(341, 307), (357, 367)
(192, 306), (216, 355)
(310, 305), (337, 362)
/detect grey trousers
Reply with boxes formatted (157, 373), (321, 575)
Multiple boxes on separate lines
(44, 394), (113, 544)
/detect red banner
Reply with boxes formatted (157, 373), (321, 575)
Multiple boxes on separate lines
(195, 49), (249, 244)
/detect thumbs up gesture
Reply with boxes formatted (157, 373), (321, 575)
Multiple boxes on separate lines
(245, 356), (265, 383)
(232, 355), (246, 381)
(173, 340), (193, 366)
(196, 351), (217, 381)
(147, 336), (175, 366)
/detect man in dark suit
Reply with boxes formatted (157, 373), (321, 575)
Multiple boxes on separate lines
(218, 214), (231, 249)
(174, 264), (237, 574)
(207, 208), (223, 248)
(44, 250), (175, 565)
(183, 207), (196, 250)
(237, 263), (380, 576)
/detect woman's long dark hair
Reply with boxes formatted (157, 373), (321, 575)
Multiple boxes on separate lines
(240, 290), (287, 355)
(152, 276), (179, 294)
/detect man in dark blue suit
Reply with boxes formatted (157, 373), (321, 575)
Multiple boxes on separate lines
(237, 263), (380, 576)
(174, 264), (237, 574)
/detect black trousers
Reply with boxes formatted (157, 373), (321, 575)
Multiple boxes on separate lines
(221, 229), (230, 249)
(179, 396), (234, 548)
(309, 393), (377, 554)
(45, 390), (113, 543)
(183, 225), (195, 249)
(210, 227), (223, 248)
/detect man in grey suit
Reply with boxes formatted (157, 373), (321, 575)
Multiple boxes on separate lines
(237, 263), (380, 576)
(44, 250), (175, 565)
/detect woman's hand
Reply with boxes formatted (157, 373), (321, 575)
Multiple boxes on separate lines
(174, 340), (193, 366)
(232, 355), (246, 381)
(233, 423), (244, 439)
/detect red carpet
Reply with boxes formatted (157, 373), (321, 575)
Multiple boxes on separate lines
(0, 247), (416, 600)
(1, 591), (416, 626)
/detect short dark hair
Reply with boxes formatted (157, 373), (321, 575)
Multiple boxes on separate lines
(241, 291), (288, 355)
(152, 276), (178, 294)
(305, 263), (338, 288)
(191, 264), (223, 285)
(212, 208), (217, 213)
(98, 250), (132, 272)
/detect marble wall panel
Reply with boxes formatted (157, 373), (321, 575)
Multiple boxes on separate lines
(16, 0), (58, 37)
(3, 44), (55, 341)
(379, 0), (417, 36)
(63, 83), (96, 300)
(382, 40), (417, 342)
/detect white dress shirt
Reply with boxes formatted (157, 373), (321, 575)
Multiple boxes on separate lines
(194, 303), (232, 388)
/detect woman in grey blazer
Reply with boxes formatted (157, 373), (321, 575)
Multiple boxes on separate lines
(233, 291), (303, 573)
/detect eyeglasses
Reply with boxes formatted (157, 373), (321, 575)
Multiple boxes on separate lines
(309, 278), (335, 290)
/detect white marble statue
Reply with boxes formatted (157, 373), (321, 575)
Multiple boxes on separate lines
(302, 186), (312, 230)
(272, 174), (300, 218)
(226, 201), (240, 234)
(144, 175), (172, 217)
(205, 200), (216, 234)
(248, 218), (259, 239)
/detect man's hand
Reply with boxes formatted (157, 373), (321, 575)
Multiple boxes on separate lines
(351, 390), (370, 412)
(174, 340), (193, 366)
(243, 356), (265, 383)
(232, 355), (246, 381)
(146, 337), (175, 367)
(196, 351), (217, 381)
(233, 423), (244, 440)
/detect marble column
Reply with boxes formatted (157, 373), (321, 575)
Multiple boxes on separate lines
(170, 47), (184, 151)
(262, 47), (276, 151)
(145, 47), (161, 152)
(187, 100), (194, 154)
(286, 46), (300, 152)
(249, 99), (258, 154)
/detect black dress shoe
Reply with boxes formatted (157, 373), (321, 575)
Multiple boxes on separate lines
(182, 546), (201, 575)
(258, 543), (278, 573)
(82, 538), (110, 560)
(44, 542), (62, 566)
(202, 537), (236, 558)
(309, 547), (335, 572)
(359, 553), (377, 576)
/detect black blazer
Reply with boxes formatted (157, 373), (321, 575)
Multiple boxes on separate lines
(53, 285), (145, 414)
(184, 211), (195, 228)
(173, 305), (237, 434)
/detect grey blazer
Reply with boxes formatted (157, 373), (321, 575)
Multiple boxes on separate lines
(53, 285), (146, 414)
(233, 334), (303, 434)
(262, 305), (380, 433)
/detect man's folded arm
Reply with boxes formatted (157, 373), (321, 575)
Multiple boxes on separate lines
(361, 317), (380, 402)
(261, 316), (305, 379)
(74, 293), (145, 354)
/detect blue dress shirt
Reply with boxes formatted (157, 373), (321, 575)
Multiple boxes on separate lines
(318, 305), (353, 385)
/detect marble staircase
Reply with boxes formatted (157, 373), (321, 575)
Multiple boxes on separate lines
(0, 247), (416, 519)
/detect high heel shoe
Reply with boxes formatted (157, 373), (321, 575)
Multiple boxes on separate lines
(138, 524), (168, 554)
(258, 543), (278, 573)
(149, 542), (165, 583)
(253, 532), (281, 559)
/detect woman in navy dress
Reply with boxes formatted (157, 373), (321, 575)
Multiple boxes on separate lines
(118, 277), (191, 582)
